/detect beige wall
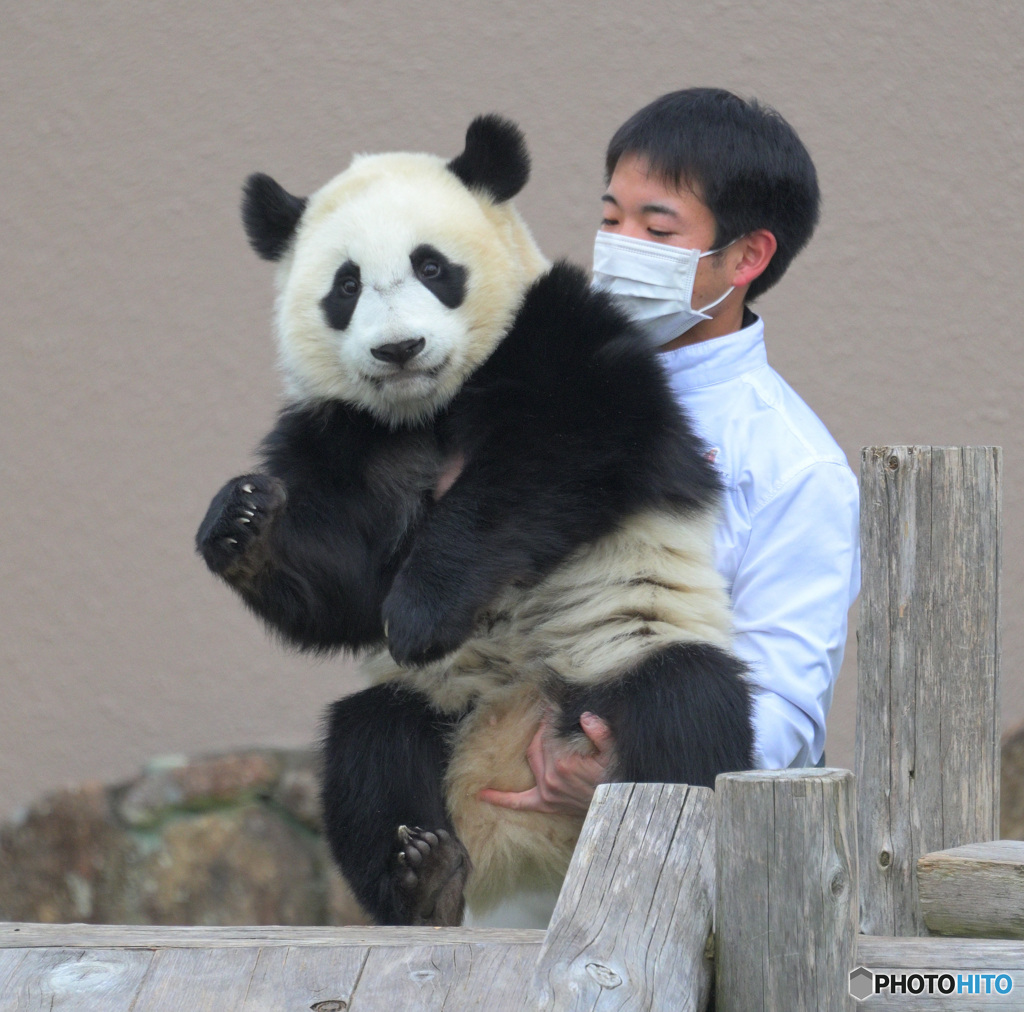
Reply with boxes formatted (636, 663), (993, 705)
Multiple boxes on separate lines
(2, 2), (1022, 815)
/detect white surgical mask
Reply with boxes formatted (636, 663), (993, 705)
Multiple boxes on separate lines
(592, 231), (735, 347)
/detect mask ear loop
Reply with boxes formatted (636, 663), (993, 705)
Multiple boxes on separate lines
(694, 284), (734, 316)
(693, 236), (740, 315)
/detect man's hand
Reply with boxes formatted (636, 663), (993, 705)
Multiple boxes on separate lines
(478, 712), (615, 816)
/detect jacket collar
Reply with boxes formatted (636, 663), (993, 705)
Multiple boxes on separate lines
(658, 313), (766, 392)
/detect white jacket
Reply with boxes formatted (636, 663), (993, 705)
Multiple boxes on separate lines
(660, 315), (860, 768)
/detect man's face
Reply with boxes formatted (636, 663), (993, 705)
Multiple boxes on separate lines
(599, 153), (740, 347)
(601, 152), (718, 249)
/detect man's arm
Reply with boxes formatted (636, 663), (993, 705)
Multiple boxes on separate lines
(730, 459), (860, 768)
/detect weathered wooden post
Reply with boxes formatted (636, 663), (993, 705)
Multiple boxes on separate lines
(530, 782), (716, 1012)
(857, 446), (1001, 937)
(714, 768), (858, 1011)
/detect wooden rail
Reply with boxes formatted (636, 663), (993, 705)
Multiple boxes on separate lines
(0, 445), (1017, 1010)
(857, 446), (1001, 937)
(0, 783), (715, 1011)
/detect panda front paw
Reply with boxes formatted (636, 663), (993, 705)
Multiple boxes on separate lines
(393, 825), (470, 926)
(381, 576), (476, 666)
(196, 473), (286, 579)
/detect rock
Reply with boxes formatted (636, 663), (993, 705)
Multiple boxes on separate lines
(117, 750), (282, 828)
(0, 783), (130, 922)
(112, 805), (326, 925)
(273, 750), (323, 831)
(0, 747), (369, 926)
(1002, 723), (1024, 839)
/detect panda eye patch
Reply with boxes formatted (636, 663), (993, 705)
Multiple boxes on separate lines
(410, 244), (467, 309)
(320, 260), (362, 331)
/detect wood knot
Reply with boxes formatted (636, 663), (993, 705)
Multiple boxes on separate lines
(311, 1002), (347, 1012)
(585, 962), (623, 989)
(887, 454), (900, 471)
(878, 850), (892, 868)
(830, 871), (847, 896)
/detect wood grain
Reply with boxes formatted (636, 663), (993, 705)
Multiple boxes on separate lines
(351, 942), (540, 1011)
(0, 948), (156, 1012)
(0, 941), (543, 1012)
(533, 781), (716, 1012)
(0, 921), (544, 948)
(857, 934), (1024, 967)
(918, 840), (1024, 938)
(715, 768), (859, 1012)
(240, 944), (369, 1010)
(127, 946), (262, 1010)
(856, 446), (1001, 937)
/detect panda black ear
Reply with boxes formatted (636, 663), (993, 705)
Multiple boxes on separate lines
(241, 173), (307, 261)
(447, 114), (530, 203)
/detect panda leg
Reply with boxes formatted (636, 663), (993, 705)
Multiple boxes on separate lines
(321, 683), (470, 926)
(553, 642), (755, 789)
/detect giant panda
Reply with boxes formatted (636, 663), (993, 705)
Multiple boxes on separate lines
(197, 115), (754, 928)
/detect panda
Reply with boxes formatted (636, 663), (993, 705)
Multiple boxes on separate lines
(196, 115), (754, 928)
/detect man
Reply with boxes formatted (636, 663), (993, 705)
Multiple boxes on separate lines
(481, 88), (860, 816)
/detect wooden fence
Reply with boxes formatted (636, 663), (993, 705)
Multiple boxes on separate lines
(1, 446), (1021, 1010)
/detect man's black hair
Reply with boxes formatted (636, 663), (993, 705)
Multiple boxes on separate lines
(605, 88), (820, 302)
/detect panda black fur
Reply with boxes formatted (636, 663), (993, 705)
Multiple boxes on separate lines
(197, 115), (754, 927)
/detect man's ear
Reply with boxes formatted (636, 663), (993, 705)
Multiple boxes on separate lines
(730, 230), (778, 289)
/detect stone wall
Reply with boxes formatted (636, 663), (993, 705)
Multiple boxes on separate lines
(0, 749), (368, 925)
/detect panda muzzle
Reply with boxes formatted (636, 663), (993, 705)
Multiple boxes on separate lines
(371, 338), (426, 367)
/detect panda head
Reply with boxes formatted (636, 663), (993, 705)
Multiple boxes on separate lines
(242, 115), (548, 427)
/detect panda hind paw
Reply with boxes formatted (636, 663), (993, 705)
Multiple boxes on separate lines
(393, 825), (471, 926)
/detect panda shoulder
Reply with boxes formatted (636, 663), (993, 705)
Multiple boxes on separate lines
(489, 260), (650, 381)
(509, 260), (636, 353)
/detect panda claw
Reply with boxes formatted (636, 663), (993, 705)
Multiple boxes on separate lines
(197, 473), (287, 578)
(392, 824), (470, 926)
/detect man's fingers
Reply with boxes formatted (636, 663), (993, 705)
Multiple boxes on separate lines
(580, 712), (614, 753)
(478, 786), (546, 811)
(524, 721), (550, 779)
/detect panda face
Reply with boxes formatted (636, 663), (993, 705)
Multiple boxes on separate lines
(273, 152), (546, 426)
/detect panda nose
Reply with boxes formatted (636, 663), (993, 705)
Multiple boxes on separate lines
(371, 338), (426, 366)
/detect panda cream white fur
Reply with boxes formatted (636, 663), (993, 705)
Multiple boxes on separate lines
(197, 115), (754, 927)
